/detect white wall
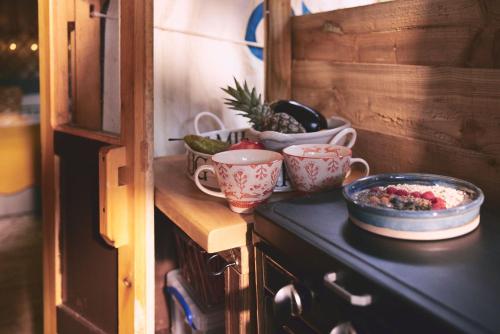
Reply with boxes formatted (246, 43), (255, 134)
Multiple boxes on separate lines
(154, 0), (264, 156)
(153, 0), (380, 157)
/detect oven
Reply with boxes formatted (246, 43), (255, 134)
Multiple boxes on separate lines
(253, 229), (459, 334)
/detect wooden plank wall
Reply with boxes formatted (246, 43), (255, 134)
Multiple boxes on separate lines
(290, 0), (500, 206)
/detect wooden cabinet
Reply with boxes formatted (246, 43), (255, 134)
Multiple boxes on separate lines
(154, 156), (257, 333)
(39, 0), (154, 332)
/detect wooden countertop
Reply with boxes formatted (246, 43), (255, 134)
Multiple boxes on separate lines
(154, 155), (256, 253)
(154, 154), (362, 253)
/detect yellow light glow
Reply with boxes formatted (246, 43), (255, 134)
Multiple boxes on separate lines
(9, 43), (17, 51)
(30, 43), (38, 51)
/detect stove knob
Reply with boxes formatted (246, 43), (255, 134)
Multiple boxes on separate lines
(273, 284), (311, 323)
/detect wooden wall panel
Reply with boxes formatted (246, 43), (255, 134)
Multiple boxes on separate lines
(55, 132), (118, 334)
(292, 61), (500, 156)
(265, 0), (292, 101)
(289, 0), (500, 206)
(292, 0), (500, 68)
(354, 129), (500, 207)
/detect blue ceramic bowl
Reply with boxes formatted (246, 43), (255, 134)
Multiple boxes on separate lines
(342, 173), (484, 232)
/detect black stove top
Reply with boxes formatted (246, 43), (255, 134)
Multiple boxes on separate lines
(255, 189), (500, 334)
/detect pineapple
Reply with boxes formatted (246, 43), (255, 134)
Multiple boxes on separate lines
(222, 79), (306, 134)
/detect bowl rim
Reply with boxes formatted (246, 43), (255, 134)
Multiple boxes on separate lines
(342, 173), (484, 218)
(212, 149), (283, 165)
(283, 144), (352, 159)
(247, 116), (351, 139)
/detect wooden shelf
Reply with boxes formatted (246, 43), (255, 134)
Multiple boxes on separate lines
(55, 124), (121, 145)
(154, 155), (255, 253)
(154, 154), (363, 253)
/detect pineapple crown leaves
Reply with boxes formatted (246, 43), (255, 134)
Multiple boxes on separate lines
(221, 78), (262, 111)
(221, 78), (306, 134)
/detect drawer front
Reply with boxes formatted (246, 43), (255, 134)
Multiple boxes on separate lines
(257, 247), (346, 333)
(255, 238), (460, 334)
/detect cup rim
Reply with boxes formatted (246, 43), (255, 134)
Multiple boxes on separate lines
(212, 149), (283, 165)
(283, 144), (352, 159)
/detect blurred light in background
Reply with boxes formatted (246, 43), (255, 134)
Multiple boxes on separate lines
(9, 42), (17, 51)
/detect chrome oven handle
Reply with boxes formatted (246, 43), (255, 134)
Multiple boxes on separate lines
(274, 284), (305, 317)
(324, 272), (372, 307)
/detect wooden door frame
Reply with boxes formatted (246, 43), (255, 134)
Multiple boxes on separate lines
(38, 0), (154, 332)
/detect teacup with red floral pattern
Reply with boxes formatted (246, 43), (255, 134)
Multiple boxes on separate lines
(194, 149), (283, 213)
(283, 144), (369, 192)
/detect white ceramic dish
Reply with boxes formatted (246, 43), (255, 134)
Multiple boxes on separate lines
(247, 116), (355, 151)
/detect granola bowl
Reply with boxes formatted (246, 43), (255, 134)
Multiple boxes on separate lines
(343, 173), (484, 241)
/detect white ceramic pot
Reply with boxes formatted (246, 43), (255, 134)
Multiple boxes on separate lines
(247, 116), (356, 151)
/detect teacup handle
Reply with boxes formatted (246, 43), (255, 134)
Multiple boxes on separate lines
(329, 128), (357, 148)
(346, 158), (370, 180)
(194, 165), (226, 198)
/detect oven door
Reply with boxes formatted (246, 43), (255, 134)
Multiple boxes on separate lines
(255, 245), (349, 333)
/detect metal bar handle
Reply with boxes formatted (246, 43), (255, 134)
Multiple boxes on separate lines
(323, 272), (372, 307)
(207, 254), (237, 276)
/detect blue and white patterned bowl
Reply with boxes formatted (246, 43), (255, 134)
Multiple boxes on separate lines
(342, 173), (484, 239)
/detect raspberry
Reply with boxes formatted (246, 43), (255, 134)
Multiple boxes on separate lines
(421, 191), (435, 200)
(432, 197), (446, 210)
(386, 187), (397, 195)
(395, 189), (409, 196)
(410, 191), (422, 198)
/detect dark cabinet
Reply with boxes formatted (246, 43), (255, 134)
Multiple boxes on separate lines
(253, 234), (459, 334)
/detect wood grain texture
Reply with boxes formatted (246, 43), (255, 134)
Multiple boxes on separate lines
(292, 0), (500, 67)
(354, 129), (500, 207)
(38, 0), (67, 331)
(99, 145), (128, 248)
(56, 124), (121, 145)
(265, 0), (292, 101)
(55, 131), (118, 334)
(224, 247), (255, 334)
(154, 155), (253, 253)
(119, 0), (155, 332)
(292, 61), (500, 156)
(73, 0), (102, 129)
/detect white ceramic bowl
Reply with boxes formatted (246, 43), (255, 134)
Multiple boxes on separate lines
(247, 116), (355, 151)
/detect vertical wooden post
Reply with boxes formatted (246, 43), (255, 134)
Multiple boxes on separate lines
(224, 246), (254, 334)
(39, 0), (70, 332)
(119, 0), (155, 333)
(264, 0), (292, 101)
